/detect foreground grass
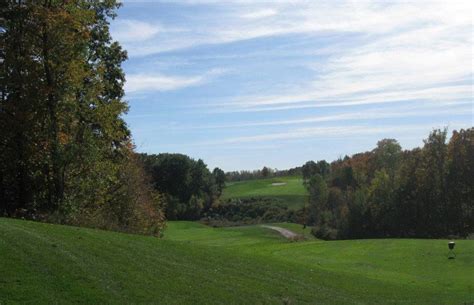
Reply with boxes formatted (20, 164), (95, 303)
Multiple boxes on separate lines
(222, 176), (308, 209)
(1, 218), (473, 304)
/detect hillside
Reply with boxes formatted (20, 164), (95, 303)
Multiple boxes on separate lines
(222, 176), (308, 209)
(1, 218), (473, 304)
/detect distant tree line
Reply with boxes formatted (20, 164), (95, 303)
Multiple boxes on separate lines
(140, 153), (226, 220)
(304, 128), (473, 239)
(226, 166), (302, 182)
(0, 1), (165, 235)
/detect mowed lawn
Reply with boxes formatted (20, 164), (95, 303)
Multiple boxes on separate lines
(222, 176), (308, 209)
(1, 218), (473, 305)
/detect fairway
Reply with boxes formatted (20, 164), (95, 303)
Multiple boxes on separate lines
(1, 218), (473, 305)
(222, 176), (308, 209)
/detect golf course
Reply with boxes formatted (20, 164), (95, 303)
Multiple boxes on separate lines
(1, 217), (472, 305)
(222, 176), (308, 209)
(2, 1), (473, 304)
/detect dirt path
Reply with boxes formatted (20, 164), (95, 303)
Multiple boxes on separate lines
(261, 225), (300, 240)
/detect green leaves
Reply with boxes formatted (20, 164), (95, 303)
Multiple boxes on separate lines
(0, 1), (164, 235)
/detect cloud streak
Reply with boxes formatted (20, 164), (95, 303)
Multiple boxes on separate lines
(137, 101), (470, 130)
(112, 19), (161, 43)
(116, 1), (472, 112)
(115, 1), (473, 170)
(199, 122), (470, 146)
(113, 1), (472, 56)
(125, 69), (226, 93)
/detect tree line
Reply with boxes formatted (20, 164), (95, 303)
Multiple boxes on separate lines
(139, 153), (226, 220)
(304, 128), (473, 239)
(141, 128), (472, 239)
(226, 166), (302, 182)
(0, 1), (165, 235)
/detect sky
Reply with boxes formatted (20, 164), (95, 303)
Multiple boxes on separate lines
(110, 0), (473, 171)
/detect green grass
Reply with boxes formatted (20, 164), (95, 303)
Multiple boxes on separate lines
(1, 218), (473, 304)
(222, 176), (308, 209)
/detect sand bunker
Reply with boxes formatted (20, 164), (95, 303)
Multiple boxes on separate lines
(271, 182), (287, 186)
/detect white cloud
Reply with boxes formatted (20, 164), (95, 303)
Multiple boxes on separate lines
(115, 0), (473, 170)
(125, 69), (226, 93)
(211, 122), (469, 145)
(164, 101), (470, 130)
(202, 2), (472, 113)
(113, 1), (472, 116)
(113, 1), (473, 56)
(210, 84), (472, 113)
(112, 20), (161, 42)
(240, 8), (278, 19)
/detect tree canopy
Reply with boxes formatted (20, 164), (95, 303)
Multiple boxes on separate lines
(140, 153), (225, 220)
(305, 128), (473, 239)
(0, 0), (164, 235)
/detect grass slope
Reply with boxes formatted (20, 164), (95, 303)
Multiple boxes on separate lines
(222, 176), (308, 209)
(1, 218), (473, 305)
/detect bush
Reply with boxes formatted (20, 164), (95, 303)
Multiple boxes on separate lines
(65, 152), (166, 236)
(204, 197), (299, 225)
(311, 225), (339, 240)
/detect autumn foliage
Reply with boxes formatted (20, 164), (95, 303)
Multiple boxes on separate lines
(0, 0), (165, 235)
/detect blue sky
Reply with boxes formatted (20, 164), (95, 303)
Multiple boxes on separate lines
(111, 0), (473, 171)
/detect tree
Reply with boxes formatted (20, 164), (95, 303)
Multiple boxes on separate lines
(302, 160), (330, 182)
(394, 148), (423, 237)
(416, 129), (448, 236)
(0, 1), (165, 234)
(141, 153), (220, 220)
(331, 164), (356, 190)
(306, 174), (329, 225)
(302, 161), (317, 181)
(446, 128), (473, 236)
(316, 160), (331, 178)
(261, 166), (271, 178)
(368, 169), (394, 236)
(212, 167), (226, 196)
(373, 139), (402, 179)
(348, 187), (369, 238)
(303, 127), (472, 239)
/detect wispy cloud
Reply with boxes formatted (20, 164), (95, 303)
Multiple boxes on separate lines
(203, 104), (470, 129)
(209, 24), (472, 112)
(125, 69), (226, 93)
(240, 8), (278, 19)
(115, 1), (473, 170)
(113, 1), (472, 113)
(112, 20), (161, 43)
(201, 122), (469, 146)
(202, 84), (471, 115)
(139, 101), (470, 130)
(113, 1), (472, 56)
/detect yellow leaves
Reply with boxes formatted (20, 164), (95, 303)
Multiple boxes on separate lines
(58, 131), (70, 145)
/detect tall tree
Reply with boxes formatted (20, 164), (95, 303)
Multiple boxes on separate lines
(446, 128), (474, 236)
(417, 129), (448, 236)
(373, 139), (401, 180)
(306, 174), (329, 225)
(0, 1), (164, 234)
(141, 153), (220, 220)
(368, 169), (394, 236)
(212, 167), (226, 197)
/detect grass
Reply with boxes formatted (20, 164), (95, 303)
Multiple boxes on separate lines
(1, 218), (473, 304)
(222, 176), (308, 209)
